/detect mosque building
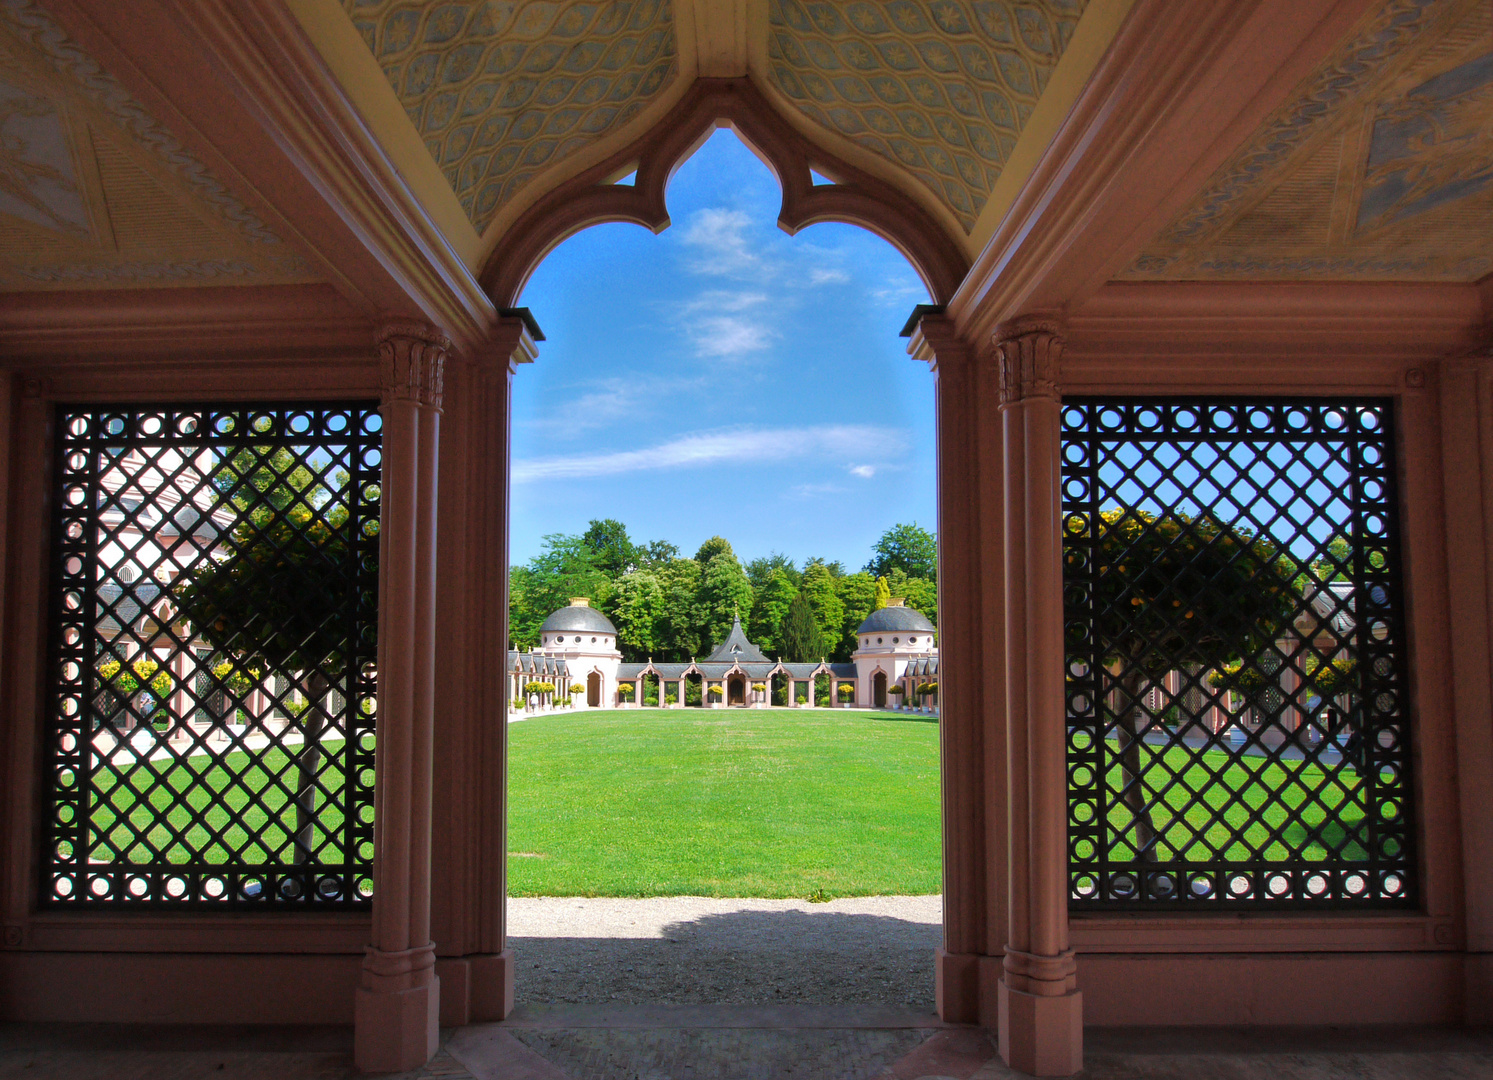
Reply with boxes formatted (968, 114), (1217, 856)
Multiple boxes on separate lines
(510, 598), (938, 710)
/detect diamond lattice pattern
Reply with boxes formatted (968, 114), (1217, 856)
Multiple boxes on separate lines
(1062, 400), (1413, 909)
(46, 405), (381, 908)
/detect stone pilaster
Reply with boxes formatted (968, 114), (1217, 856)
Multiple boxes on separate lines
(355, 321), (450, 1073)
(994, 316), (1082, 1076)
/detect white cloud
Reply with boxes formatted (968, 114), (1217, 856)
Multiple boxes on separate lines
(679, 208), (764, 276)
(523, 374), (705, 434)
(848, 464), (876, 478)
(809, 267), (850, 286)
(679, 290), (775, 360)
(513, 424), (907, 483)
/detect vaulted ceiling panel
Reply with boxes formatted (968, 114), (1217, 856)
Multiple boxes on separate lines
(1124, 0), (1493, 282)
(764, 0), (1089, 233)
(341, 0), (680, 232)
(0, 0), (316, 290)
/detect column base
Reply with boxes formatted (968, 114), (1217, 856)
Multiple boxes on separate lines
(935, 948), (980, 1024)
(997, 980), (1082, 1077)
(435, 951), (515, 1025)
(354, 977), (440, 1073)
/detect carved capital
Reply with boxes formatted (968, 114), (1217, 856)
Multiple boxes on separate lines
(378, 321), (450, 410)
(993, 316), (1063, 405)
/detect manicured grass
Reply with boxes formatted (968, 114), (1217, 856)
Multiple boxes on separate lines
(506, 708), (942, 898)
(86, 737), (352, 866)
(1091, 736), (1371, 863)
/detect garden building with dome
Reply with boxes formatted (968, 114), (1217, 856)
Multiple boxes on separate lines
(513, 598), (937, 711)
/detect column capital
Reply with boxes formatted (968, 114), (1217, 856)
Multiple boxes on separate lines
(992, 315), (1064, 405)
(378, 321), (450, 410)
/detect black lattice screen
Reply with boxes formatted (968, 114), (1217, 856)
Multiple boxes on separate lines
(45, 404), (381, 908)
(1062, 399), (1413, 909)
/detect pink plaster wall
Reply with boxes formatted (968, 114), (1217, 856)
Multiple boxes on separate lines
(1079, 952), (1464, 1026)
(0, 953), (362, 1023)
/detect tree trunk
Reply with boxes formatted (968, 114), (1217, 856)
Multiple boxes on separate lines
(289, 672), (330, 866)
(1115, 660), (1159, 861)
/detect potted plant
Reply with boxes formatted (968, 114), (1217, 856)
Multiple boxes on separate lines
(751, 682), (766, 707)
(618, 683), (635, 705)
(707, 683), (724, 708)
(887, 683), (904, 710)
(837, 682), (855, 704)
(918, 680), (938, 712)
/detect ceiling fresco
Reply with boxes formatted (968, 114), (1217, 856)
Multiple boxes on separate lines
(0, 0), (314, 290)
(1124, 0), (1493, 282)
(341, 0), (679, 233)
(765, 0), (1089, 233)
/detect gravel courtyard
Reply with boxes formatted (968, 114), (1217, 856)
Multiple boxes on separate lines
(507, 895), (943, 1009)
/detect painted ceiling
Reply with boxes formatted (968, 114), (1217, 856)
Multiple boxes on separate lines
(765, 0), (1088, 232)
(341, 0), (680, 233)
(1124, 0), (1493, 282)
(0, 0), (315, 291)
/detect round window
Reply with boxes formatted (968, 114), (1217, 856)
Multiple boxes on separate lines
(909, 636), (917, 644)
(574, 636), (582, 643)
(592, 636), (597, 643)
(877, 637), (883, 644)
(892, 637), (900, 644)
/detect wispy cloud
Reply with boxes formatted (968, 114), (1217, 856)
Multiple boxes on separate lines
(809, 267), (850, 286)
(787, 481), (848, 499)
(680, 207), (767, 276)
(848, 464), (877, 478)
(679, 289), (775, 360)
(523, 376), (694, 434)
(513, 424), (908, 483)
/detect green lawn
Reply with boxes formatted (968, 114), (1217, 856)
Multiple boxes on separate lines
(1090, 736), (1372, 864)
(86, 737), (354, 866)
(507, 708), (942, 898)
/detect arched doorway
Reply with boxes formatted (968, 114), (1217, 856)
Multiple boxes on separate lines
(873, 671), (887, 708)
(587, 672), (600, 707)
(727, 674), (745, 705)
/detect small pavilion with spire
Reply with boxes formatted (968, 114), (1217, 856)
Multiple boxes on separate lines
(616, 614), (857, 707)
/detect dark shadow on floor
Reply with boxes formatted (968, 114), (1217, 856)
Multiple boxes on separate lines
(511, 908), (940, 1008)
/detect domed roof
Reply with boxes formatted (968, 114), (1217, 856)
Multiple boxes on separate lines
(857, 603), (935, 635)
(540, 599), (617, 635)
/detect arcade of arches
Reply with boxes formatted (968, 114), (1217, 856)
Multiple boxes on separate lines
(2, 2), (1492, 1077)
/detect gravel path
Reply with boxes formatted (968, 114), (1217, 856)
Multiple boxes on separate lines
(508, 895), (942, 1009)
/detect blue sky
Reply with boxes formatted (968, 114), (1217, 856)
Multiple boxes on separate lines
(511, 130), (935, 569)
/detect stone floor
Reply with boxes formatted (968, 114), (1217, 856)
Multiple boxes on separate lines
(2, 1014), (1491, 1079)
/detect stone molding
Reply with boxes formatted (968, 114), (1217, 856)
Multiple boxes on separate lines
(993, 316), (1063, 404)
(378, 321), (449, 410)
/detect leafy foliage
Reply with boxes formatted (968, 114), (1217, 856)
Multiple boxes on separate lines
(509, 521), (938, 663)
(865, 522), (937, 582)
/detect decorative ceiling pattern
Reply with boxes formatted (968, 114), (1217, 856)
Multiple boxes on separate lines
(765, 0), (1088, 232)
(0, 0), (313, 290)
(1124, 0), (1493, 281)
(342, 0), (678, 233)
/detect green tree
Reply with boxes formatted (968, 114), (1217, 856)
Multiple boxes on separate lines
(745, 552), (798, 595)
(637, 539), (680, 567)
(581, 518), (637, 579)
(172, 446), (366, 864)
(886, 567), (937, 624)
(654, 557), (703, 658)
(800, 562), (844, 658)
(605, 571), (664, 661)
(780, 591), (821, 661)
(748, 567), (797, 656)
(695, 551), (753, 650)
(694, 535), (735, 564)
(865, 522), (937, 582)
(834, 571), (878, 660)
(1070, 508), (1300, 857)
(508, 532), (610, 648)
(874, 576), (891, 610)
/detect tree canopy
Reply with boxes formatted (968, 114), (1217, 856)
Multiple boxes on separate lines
(865, 521), (937, 582)
(508, 521), (938, 663)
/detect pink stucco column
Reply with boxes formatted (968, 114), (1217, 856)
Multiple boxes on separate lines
(996, 317), (1082, 1076)
(355, 322), (447, 1073)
